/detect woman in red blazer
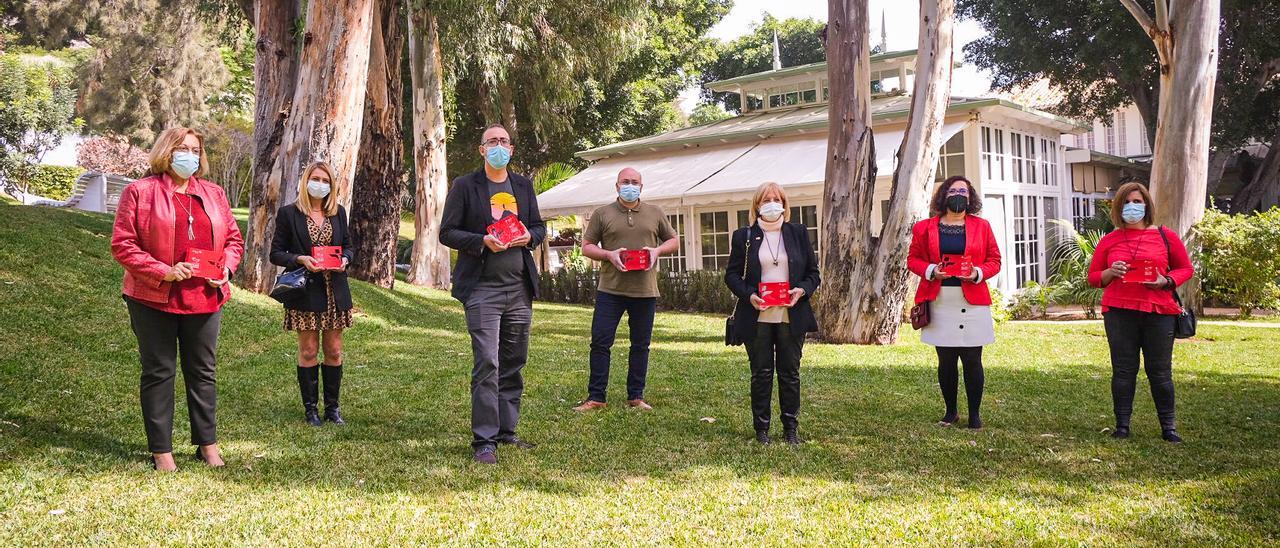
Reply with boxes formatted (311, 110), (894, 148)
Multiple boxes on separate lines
(907, 176), (1002, 429)
(1087, 181), (1193, 443)
(111, 127), (243, 471)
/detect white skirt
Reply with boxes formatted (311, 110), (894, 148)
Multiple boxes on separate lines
(920, 286), (995, 347)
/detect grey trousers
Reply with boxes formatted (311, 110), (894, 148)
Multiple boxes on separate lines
(125, 297), (221, 453)
(463, 287), (533, 449)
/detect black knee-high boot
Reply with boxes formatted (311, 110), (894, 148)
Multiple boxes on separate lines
(321, 364), (345, 425)
(297, 366), (322, 426)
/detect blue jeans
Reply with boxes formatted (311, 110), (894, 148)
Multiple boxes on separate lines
(588, 291), (657, 402)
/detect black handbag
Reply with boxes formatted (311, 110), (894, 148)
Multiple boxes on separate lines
(1157, 227), (1196, 339)
(725, 232), (749, 346)
(269, 267), (310, 304)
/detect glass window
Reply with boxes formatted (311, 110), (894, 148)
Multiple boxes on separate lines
(1009, 132), (1025, 183)
(788, 205), (820, 252)
(1013, 195), (1042, 287)
(936, 131), (966, 181)
(1115, 111), (1128, 156)
(699, 211), (731, 271)
(659, 213), (686, 272)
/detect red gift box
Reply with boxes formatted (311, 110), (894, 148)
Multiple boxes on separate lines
(619, 249), (651, 271)
(487, 214), (528, 246)
(939, 254), (974, 278)
(758, 281), (791, 307)
(1122, 258), (1160, 283)
(312, 246), (344, 269)
(186, 248), (225, 280)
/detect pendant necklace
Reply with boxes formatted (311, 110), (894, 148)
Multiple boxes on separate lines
(174, 192), (196, 240)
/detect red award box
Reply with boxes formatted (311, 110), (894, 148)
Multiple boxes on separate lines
(1122, 259), (1160, 283)
(939, 254), (974, 278)
(620, 249), (651, 271)
(312, 246), (344, 269)
(186, 248), (225, 279)
(759, 281), (792, 307)
(487, 214), (528, 246)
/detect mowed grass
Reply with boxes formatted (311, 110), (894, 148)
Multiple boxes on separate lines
(0, 202), (1277, 545)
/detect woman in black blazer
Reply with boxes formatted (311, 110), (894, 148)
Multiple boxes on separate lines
(270, 161), (355, 426)
(724, 182), (821, 445)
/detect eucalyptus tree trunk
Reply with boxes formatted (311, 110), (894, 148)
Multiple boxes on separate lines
(349, 0), (407, 289)
(405, 8), (452, 288)
(817, 0), (955, 344)
(240, 0), (300, 292)
(1119, 0), (1221, 311)
(1233, 125), (1280, 212)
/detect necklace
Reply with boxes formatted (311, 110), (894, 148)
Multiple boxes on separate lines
(173, 192), (196, 240)
(763, 230), (782, 266)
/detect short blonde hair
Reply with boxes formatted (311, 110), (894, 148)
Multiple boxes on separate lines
(294, 162), (342, 217)
(1110, 181), (1155, 227)
(147, 127), (210, 179)
(749, 182), (790, 223)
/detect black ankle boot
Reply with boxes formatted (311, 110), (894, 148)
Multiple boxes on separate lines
(1162, 429), (1183, 443)
(783, 427), (801, 445)
(755, 431), (771, 445)
(321, 364), (345, 425)
(1111, 425), (1131, 439)
(297, 366), (322, 426)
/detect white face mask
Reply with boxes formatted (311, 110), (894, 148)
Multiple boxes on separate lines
(306, 179), (331, 199)
(758, 201), (785, 222)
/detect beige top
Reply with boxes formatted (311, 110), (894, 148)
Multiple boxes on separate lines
(758, 228), (789, 324)
(583, 200), (678, 298)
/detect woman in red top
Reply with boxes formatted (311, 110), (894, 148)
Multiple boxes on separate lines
(111, 127), (244, 471)
(1088, 181), (1193, 443)
(907, 176), (1002, 429)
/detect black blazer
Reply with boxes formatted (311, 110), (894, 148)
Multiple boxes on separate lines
(724, 222), (821, 340)
(439, 170), (547, 302)
(269, 204), (355, 312)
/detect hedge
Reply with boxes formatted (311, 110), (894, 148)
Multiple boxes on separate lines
(19, 165), (82, 201)
(538, 269), (736, 314)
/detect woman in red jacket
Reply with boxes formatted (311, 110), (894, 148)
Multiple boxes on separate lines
(1087, 181), (1194, 443)
(111, 127), (244, 471)
(907, 176), (1002, 429)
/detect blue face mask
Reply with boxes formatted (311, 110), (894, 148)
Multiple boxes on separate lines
(1122, 202), (1146, 224)
(171, 152), (200, 179)
(485, 145), (512, 170)
(618, 184), (641, 203)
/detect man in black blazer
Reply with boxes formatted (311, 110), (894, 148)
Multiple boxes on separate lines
(439, 123), (546, 464)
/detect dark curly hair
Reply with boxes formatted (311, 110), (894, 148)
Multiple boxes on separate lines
(930, 175), (982, 217)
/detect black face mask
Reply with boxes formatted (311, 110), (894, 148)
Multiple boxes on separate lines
(945, 195), (969, 213)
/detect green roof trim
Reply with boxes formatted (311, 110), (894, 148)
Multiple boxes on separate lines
(577, 97), (1088, 159)
(705, 49), (919, 90)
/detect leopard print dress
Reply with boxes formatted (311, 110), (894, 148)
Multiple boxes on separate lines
(283, 216), (354, 332)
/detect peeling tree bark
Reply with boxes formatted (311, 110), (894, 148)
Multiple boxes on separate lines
(239, 0), (300, 293)
(815, 0), (955, 344)
(348, 0), (407, 289)
(404, 8), (451, 288)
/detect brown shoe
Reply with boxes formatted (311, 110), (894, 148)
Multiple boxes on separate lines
(572, 400), (607, 412)
(627, 399), (653, 410)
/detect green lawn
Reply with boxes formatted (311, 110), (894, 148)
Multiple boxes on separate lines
(1, 203), (1278, 544)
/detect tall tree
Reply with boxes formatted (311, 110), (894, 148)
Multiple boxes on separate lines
(239, 0), (300, 292)
(404, 5), (451, 288)
(697, 15), (828, 113)
(239, 0), (376, 292)
(958, 1), (1280, 210)
(816, 0), (956, 344)
(1118, 0), (1220, 239)
(348, 0), (408, 289)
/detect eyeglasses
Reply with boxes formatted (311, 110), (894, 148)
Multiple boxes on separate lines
(946, 187), (969, 196)
(482, 138), (512, 147)
(174, 146), (202, 155)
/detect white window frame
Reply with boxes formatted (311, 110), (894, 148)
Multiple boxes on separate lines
(660, 212), (687, 273)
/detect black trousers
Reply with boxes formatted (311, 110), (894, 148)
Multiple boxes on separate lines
(745, 322), (803, 432)
(587, 291), (657, 402)
(935, 346), (984, 418)
(125, 297), (221, 453)
(1103, 308), (1177, 430)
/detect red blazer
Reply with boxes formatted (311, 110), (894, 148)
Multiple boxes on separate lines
(907, 215), (1002, 305)
(111, 174), (244, 305)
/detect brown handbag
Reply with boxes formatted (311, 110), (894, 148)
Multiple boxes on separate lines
(910, 301), (931, 330)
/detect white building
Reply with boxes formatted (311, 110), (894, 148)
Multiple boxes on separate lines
(538, 50), (1137, 293)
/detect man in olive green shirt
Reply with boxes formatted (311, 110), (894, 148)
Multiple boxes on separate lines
(572, 168), (679, 411)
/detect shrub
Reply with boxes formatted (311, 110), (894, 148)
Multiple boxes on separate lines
(1008, 281), (1052, 320)
(14, 164), (82, 200)
(538, 268), (736, 315)
(75, 136), (149, 178)
(1046, 219), (1105, 318)
(1195, 208), (1280, 318)
(988, 286), (1010, 324)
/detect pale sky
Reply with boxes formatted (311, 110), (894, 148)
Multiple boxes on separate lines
(682, 0), (995, 111)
